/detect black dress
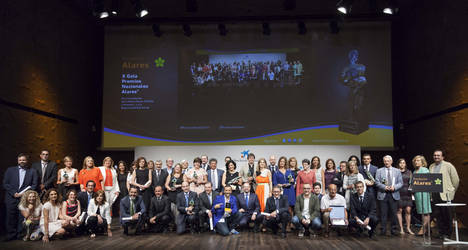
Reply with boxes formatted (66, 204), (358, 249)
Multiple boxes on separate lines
(226, 171), (241, 195)
(398, 169), (413, 208)
(167, 174), (183, 204)
(117, 172), (129, 197)
(135, 168), (152, 211)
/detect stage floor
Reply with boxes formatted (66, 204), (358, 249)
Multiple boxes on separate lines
(1, 224), (466, 250)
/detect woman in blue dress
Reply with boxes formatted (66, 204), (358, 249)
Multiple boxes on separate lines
(273, 156), (296, 211)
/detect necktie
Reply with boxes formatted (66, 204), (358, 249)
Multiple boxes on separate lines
(185, 193), (189, 206)
(212, 170), (216, 188)
(208, 193), (212, 206)
(245, 194), (249, 206)
(42, 162), (47, 183)
(275, 198), (279, 210)
(386, 168), (391, 186)
(359, 196), (363, 205)
(130, 199), (135, 216)
(88, 193), (91, 207)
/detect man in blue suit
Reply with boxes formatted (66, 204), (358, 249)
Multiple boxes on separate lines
(206, 158), (224, 193)
(359, 153), (378, 197)
(3, 153), (38, 241)
(212, 186), (242, 236)
(236, 183), (262, 232)
(120, 186), (146, 235)
(375, 155), (403, 236)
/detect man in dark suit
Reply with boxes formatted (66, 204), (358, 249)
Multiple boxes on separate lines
(268, 155), (278, 174)
(199, 182), (219, 231)
(236, 183), (262, 232)
(3, 153), (38, 241)
(152, 160), (168, 193)
(176, 181), (200, 234)
(359, 153), (378, 196)
(349, 181), (379, 238)
(32, 150), (57, 193)
(201, 155), (209, 171)
(149, 186), (171, 233)
(263, 186), (290, 238)
(206, 158), (224, 193)
(120, 186), (147, 235)
(76, 180), (96, 234)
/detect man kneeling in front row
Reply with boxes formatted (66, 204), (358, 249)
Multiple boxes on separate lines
(212, 186), (242, 236)
(120, 186), (146, 235)
(292, 183), (322, 237)
(263, 186), (291, 238)
(321, 184), (348, 237)
(349, 181), (379, 238)
(149, 186), (172, 233)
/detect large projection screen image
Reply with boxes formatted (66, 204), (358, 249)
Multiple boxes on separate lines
(102, 22), (392, 148)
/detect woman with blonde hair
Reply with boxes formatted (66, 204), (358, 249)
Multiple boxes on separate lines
(255, 158), (272, 212)
(78, 156), (103, 192)
(98, 157), (120, 213)
(86, 190), (112, 238)
(40, 189), (67, 243)
(57, 156), (79, 199)
(18, 190), (42, 241)
(343, 160), (366, 208)
(413, 155), (432, 236)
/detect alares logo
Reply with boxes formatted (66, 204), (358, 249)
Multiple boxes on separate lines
(241, 150), (250, 159)
(435, 178), (442, 185)
(155, 57), (165, 67)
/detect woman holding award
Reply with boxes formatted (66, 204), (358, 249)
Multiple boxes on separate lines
(272, 156), (295, 209)
(184, 157), (207, 194)
(255, 158), (272, 212)
(57, 156), (79, 199)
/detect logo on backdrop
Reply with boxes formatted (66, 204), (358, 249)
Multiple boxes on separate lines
(240, 150), (250, 159)
(154, 57), (165, 68)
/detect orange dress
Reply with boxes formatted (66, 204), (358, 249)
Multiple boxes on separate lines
(78, 167), (104, 191)
(255, 170), (271, 212)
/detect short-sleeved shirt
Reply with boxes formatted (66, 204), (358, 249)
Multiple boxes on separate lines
(320, 193), (347, 210)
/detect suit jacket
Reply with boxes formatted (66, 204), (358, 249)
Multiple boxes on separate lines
(294, 194), (321, 221)
(350, 191), (377, 220)
(375, 166), (403, 201)
(32, 161), (57, 190)
(236, 192), (260, 216)
(199, 191), (219, 213)
(212, 195), (238, 226)
(120, 195), (146, 224)
(358, 164), (377, 181)
(98, 166), (120, 193)
(3, 166), (38, 204)
(176, 191), (200, 214)
(429, 160), (459, 201)
(268, 165), (278, 174)
(77, 191), (95, 212)
(206, 169), (224, 192)
(152, 168), (169, 191)
(149, 195), (171, 218)
(264, 195), (289, 214)
(239, 163), (257, 190)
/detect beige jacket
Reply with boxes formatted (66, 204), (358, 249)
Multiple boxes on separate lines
(429, 160), (459, 201)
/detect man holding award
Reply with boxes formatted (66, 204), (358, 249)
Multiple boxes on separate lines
(375, 155), (403, 236)
(212, 186), (241, 236)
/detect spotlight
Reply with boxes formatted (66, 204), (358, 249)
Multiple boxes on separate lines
(93, 0), (108, 19)
(262, 23), (271, 36)
(383, 0), (398, 15)
(111, 0), (119, 15)
(186, 0), (198, 12)
(183, 24), (192, 37)
(134, 0), (148, 18)
(336, 0), (353, 15)
(297, 21), (306, 35)
(329, 20), (340, 34)
(283, 0), (296, 11)
(218, 24), (227, 36)
(152, 24), (162, 37)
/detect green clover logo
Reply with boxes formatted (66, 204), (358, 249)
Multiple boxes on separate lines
(435, 178), (442, 185)
(155, 57), (165, 67)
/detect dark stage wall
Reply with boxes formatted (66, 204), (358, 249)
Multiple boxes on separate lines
(0, 0), (466, 235)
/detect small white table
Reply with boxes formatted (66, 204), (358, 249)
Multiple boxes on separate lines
(435, 203), (468, 245)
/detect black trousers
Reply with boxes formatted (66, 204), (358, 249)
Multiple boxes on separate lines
(87, 216), (108, 234)
(349, 215), (379, 234)
(238, 212), (263, 229)
(215, 212), (242, 236)
(149, 214), (171, 232)
(379, 193), (398, 233)
(432, 194), (453, 236)
(176, 213), (199, 234)
(5, 199), (22, 240)
(263, 212), (290, 234)
(122, 214), (146, 235)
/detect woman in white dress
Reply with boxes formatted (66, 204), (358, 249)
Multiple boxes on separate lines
(86, 190), (112, 238)
(98, 156), (120, 212)
(41, 188), (67, 243)
(343, 160), (366, 208)
(57, 156), (79, 199)
(184, 157), (207, 194)
(311, 156), (326, 195)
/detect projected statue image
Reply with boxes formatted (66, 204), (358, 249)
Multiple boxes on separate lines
(339, 49), (369, 135)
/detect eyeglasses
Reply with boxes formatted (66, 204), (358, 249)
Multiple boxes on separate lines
(303, 188), (311, 190)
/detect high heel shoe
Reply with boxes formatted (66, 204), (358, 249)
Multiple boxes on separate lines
(406, 228), (415, 235)
(416, 228), (425, 236)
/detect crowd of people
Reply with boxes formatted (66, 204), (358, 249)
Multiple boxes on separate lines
(190, 60), (303, 86)
(2, 149), (459, 243)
